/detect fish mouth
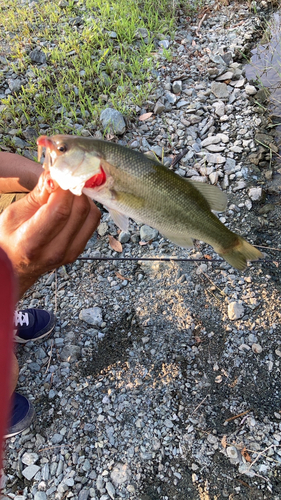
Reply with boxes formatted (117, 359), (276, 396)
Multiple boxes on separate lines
(37, 135), (107, 194)
(37, 136), (57, 169)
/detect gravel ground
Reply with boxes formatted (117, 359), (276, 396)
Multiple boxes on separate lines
(2, 1), (281, 499)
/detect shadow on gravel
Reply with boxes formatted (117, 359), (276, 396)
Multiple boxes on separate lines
(78, 310), (145, 377)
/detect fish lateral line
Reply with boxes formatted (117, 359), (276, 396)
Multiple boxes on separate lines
(84, 166), (106, 188)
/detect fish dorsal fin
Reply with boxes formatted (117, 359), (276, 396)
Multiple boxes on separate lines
(187, 180), (227, 212)
(106, 207), (129, 232)
(160, 229), (193, 249)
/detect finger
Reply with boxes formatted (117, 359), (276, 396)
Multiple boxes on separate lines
(0, 173), (51, 230)
(62, 199), (101, 263)
(18, 186), (76, 251)
(35, 196), (100, 267)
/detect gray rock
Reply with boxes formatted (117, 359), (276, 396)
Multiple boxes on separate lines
(51, 433), (64, 444)
(34, 492), (47, 500)
(108, 31), (117, 38)
(216, 71), (234, 81)
(165, 91), (178, 105)
(211, 82), (230, 99)
(135, 27), (149, 39)
(22, 464), (40, 480)
(201, 136), (221, 147)
(118, 231), (131, 243)
(60, 345), (81, 362)
(228, 301), (244, 320)
(106, 481), (115, 499)
(100, 108), (126, 135)
(12, 137), (29, 148)
(213, 101), (225, 117)
(150, 145), (163, 158)
(205, 152), (226, 164)
(189, 114), (202, 124)
(140, 225), (159, 242)
(8, 78), (22, 93)
(176, 99), (189, 108)
(154, 100), (166, 114)
(29, 48), (47, 64)
(78, 490), (90, 500)
(22, 452), (39, 465)
(224, 157), (236, 174)
(79, 307), (103, 326)
(172, 80), (182, 94)
(159, 40), (169, 49)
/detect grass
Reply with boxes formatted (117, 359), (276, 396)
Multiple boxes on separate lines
(0, 0), (179, 147)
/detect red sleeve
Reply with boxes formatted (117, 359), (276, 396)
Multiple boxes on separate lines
(0, 249), (15, 472)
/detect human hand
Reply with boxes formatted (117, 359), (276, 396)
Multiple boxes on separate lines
(0, 172), (101, 297)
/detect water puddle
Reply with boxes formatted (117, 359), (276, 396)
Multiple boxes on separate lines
(245, 12), (281, 135)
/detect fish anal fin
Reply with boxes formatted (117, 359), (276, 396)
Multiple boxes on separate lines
(161, 229), (193, 249)
(106, 207), (129, 232)
(188, 180), (227, 212)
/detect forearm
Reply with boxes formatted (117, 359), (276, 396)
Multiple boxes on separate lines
(0, 152), (43, 193)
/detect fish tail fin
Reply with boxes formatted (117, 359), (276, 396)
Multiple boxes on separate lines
(218, 236), (263, 271)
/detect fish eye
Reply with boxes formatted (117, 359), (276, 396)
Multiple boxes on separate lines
(57, 144), (67, 153)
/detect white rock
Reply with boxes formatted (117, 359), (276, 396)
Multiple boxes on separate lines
(111, 463), (131, 485)
(201, 136), (221, 147)
(226, 446), (238, 459)
(209, 172), (219, 184)
(245, 84), (257, 95)
(252, 343), (262, 354)
(206, 153), (226, 164)
(22, 452), (39, 465)
(248, 187), (263, 201)
(213, 100), (225, 117)
(228, 301), (244, 320)
(22, 464), (40, 480)
(79, 307), (103, 326)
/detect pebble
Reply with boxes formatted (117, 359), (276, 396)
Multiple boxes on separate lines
(79, 307), (103, 326)
(252, 343), (263, 354)
(211, 82), (230, 99)
(22, 465), (41, 481)
(248, 187), (263, 201)
(29, 48), (47, 64)
(34, 492), (47, 500)
(228, 301), (245, 320)
(100, 108), (126, 135)
(22, 453), (39, 465)
(140, 225), (159, 241)
(106, 481), (115, 499)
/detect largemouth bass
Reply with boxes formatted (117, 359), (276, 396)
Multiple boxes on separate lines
(37, 134), (263, 270)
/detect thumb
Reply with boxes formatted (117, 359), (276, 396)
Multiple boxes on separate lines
(1, 172), (51, 231)
(21, 171), (51, 215)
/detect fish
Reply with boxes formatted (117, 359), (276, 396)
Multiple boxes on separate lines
(37, 134), (263, 270)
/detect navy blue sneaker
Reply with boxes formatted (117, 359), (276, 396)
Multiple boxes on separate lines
(5, 392), (35, 438)
(14, 309), (56, 343)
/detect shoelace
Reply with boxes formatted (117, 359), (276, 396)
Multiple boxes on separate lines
(14, 311), (29, 327)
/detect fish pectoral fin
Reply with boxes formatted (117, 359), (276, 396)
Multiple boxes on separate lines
(188, 180), (227, 212)
(160, 229), (193, 248)
(106, 207), (129, 232)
